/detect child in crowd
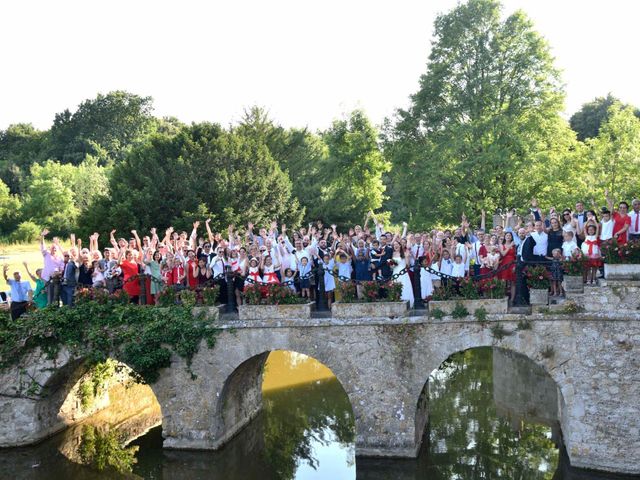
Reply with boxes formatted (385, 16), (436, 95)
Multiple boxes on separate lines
(549, 248), (564, 297)
(298, 257), (312, 299)
(561, 231), (579, 259)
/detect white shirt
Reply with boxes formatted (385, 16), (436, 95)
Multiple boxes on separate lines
(629, 210), (640, 235)
(531, 231), (548, 256)
(451, 262), (466, 278)
(600, 219), (614, 241)
(440, 258), (454, 276)
(562, 241), (579, 259)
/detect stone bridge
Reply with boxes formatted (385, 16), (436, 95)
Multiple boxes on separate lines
(1, 310), (639, 475)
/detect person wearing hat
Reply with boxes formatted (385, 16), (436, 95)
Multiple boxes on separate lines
(3, 264), (33, 320)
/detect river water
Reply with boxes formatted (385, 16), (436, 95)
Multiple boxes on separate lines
(0, 348), (632, 479)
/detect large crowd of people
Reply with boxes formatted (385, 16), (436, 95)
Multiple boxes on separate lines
(3, 193), (639, 320)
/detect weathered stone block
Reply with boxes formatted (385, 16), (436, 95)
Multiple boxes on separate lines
(428, 298), (508, 315)
(331, 301), (408, 318)
(564, 275), (584, 293)
(529, 288), (548, 306)
(604, 263), (640, 280)
(238, 302), (314, 321)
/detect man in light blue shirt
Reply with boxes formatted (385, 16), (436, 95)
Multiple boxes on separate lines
(3, 265), (33, 320)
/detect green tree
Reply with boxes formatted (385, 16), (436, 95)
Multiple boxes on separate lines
(0, 123), (49, 193)
(20, 175), (78, 235)
(384, 0), (576, 228)
(583, 103), (640, 202)
(49, 90), (155, 165)
(322, 110), (389, 226)
(569, 93), (640, 142)
(237, 107), (329, 222)
(0, 179), (22, 234)
(79, 123), (304, 237)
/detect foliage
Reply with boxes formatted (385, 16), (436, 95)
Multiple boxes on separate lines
(180, 289), (197, 308)
(383, 0), (575, 227)
(321, 110), (390, 226)
(78, 359), (116, 411)
(156, 286), (178, 307)
(0, 179), (21, 234)
(560, 300), (581, 314)
(0, 123), (49, 194)
(562, 256), (587, 275)
(432, 284), (455, 301)
(243, 284), (263, 305)
(265, 284), (306, 305)
(601, 238), (640, 264)
(458, 277), (480, 300)
(524, 265), (551, 289)
(569, 93), (640, 141)
(490, 324), (508, 340)
(383, 281), (403, 302)
(451, 302), (469, 319)
(9, 220), (41, 243)
(49, 90), (155, 165)
(583, 103), (640, 202)
(430, 308), (446, 320)
(517, 318), (532, 330)
(361, 280), (379, 302)
(78, 425), (139, 474)
(474, 307), (488, 323)
(477, 277), (507, 299)
(0, 298), (221, 384)
(79, 122), (303, 237)
(336, 281), (357, 303)
(201, 286), (220, 306)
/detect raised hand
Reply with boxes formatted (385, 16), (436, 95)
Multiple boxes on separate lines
(193, 221), (200, 229)
(281, 224), (287, 233)
(247, 222), (254, 230)
(41, 228), (49, 237)
(111, 229), (117, 236)
(271, 220), (277, 230)
(206, 218), (211, 225)
(150, 227), (157, 235)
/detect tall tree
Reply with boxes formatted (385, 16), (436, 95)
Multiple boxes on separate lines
(384, 0), (575, 227)
(569, 94), (640, 142)
(322, 110), (390, 226)
(48, 91), (155, 165)
(583, 103), (640, 202)
(0, 123), (49, 193)
(0, 179), (21, 234)
(79, 123), (304, 237)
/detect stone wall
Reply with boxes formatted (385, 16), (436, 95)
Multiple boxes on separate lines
(1, 288), (639, 475)
(569, 280), (640, 312)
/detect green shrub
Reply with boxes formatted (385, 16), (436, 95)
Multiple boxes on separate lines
(474, 307), (488, 323)
(451, 302), (469, 319)
(9, 221), (42, 243)
(430, 308), (445, 320)
(490, 324), (508, 340)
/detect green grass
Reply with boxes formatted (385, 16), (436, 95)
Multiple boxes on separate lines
(0, 241), (70, 290)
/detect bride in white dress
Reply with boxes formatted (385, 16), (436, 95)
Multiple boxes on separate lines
(391, 241), (414, 307)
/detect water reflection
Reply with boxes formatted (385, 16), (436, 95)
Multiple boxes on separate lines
(3, 348), (637, 479)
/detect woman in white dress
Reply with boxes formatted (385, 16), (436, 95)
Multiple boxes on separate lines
(391, 241), (414, 307)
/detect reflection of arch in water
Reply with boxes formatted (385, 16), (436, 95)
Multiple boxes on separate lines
(214, 350), (355, 450)
(415, 346), (563, 478)
(37, 357), (162, 448)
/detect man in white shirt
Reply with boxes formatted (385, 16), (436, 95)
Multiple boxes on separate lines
(629, 198), (640, 241)
(531, 221), (548, 257)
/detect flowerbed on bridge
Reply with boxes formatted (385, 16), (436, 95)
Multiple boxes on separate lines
(428, 278), (508, 315)
(601, 240), (640, 279)
(0, 297), (221, 385)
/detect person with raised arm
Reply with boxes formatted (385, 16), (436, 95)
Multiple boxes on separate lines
(3, 264), (32, 320)
(606, 189), (631, 245)
(118, 247), (141, 303)
(23, 262), (47, 309)
(39, 228), (64, 304)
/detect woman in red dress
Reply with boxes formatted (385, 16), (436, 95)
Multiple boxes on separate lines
(119, 249), (141, 303)
(498, 231), (517, 302)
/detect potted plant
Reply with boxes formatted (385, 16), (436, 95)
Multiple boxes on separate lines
(524, 265), (550, 305)
(601, 239), (640, 280)
(562, 256), (586, 292)
(239, 284), (313, 320)
(331, 281), (408, 317)
(428, 278), (508, 315)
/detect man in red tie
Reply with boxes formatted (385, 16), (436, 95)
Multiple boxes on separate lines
(606, 190), (631, 245)
(629, 198), (640, 242)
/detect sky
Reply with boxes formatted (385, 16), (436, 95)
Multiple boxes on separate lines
(1, 0), (639, 132)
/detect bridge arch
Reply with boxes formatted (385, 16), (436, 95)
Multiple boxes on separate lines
(0, 349), (163, 448)
(406, 324), (574, 466)
(212, 349), (356, 449)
